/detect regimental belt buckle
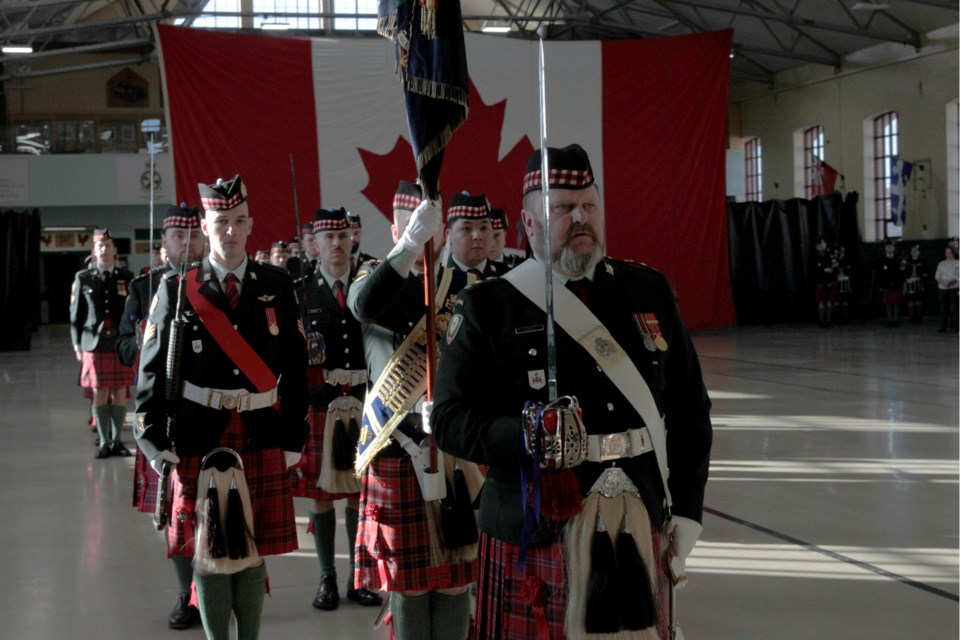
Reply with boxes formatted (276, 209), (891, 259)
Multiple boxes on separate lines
(221, 393), (237, 410)
(599, 432), (630, 461)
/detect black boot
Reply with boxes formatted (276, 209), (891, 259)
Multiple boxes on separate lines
(312, 574), (340, 610)
(168, 593), (201, 629)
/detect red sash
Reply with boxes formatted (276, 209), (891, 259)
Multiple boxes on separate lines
(185, 275), (277, 393)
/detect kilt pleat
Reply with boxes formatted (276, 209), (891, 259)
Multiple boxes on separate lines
(473, 527), (669, 640)
(80, 349), (134, 388)
(354, 456), (476, 592)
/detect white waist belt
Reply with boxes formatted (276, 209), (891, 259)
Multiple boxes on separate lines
(323, 368), (367, 387)
(182, 381), (278, 412)
(586, 427), (653, 462)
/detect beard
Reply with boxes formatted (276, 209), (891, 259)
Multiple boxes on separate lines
(552, 223), (602, 276)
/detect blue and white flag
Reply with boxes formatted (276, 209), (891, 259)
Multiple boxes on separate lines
(890, 157), (914, 226)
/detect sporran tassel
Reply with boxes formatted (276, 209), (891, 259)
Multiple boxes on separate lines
(204, 475), (226, 559)
(225, 474), (249, 560)
(332, 415), (354, 471)
(616, 512), (657, 630)
(584, 512), (619, 634)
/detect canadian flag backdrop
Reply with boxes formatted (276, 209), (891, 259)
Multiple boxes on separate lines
(158, 25), (734, 329)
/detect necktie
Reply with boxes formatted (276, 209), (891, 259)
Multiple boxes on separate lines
(333, 280), (346, 309)
(566, 278), (591, 305)
(224, 273), (240, 310)
(468, 268), (483, 279)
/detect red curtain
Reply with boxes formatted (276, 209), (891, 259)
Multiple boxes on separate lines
(602, 31), (735, 329)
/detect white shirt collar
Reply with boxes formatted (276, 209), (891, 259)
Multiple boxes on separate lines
(318, 266), (350, 291)
(532, 255), (596, 284)
(451, 256), (488, 273)
(208, 254), (248, 285)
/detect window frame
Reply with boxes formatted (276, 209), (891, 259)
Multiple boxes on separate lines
(873, 111), (900, 240)
(744, 137), (762, 202)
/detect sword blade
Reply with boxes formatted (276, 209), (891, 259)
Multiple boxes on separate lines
(537, 35), (558, 403)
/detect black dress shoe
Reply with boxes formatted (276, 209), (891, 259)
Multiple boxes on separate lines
(111, 442), (133, 457)
(95, 444), (111, 459)
(169, 594), (200, 629)
(347, 586), (383, 606)
(312, 574), (339, 610)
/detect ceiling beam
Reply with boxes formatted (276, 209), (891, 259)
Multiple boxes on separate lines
(0, 54), (150, 81)
(664, 0), (921, 47)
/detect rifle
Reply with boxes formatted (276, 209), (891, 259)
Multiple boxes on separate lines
(154, 256), (189, 530)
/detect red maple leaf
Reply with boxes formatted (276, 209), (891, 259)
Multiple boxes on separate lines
(358, 79), (534, 249)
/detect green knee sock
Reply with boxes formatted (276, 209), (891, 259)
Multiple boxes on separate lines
(110, 403), (127, 443)
(390, 592), (431, 640)
(344, 506), (359, 589)
(194, 571), (233, 640)
(309, 510), (337, 578)
(232, 563), (267, 640)
(430, 591), (472, 640)
(171, 554), (194, 598)
(93, 404), (112, 446)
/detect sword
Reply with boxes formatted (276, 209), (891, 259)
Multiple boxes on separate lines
(536, 27), (558, 403)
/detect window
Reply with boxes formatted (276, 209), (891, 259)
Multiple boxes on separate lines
(745, 137), (762, 202)
(193, 0), (242, 29)
(873, 111), (900, 239)
(333, 0), (378, 31)
(253, 0), (322, 30)
(803, 125), (824, 199)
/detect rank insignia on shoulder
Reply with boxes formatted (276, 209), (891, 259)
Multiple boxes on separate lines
(137, 415), (146, 433)
(144, 321), (157, 344)
(605, 262), (615, 275)
(250, 271), (258, 280)
(257, 295), (275, 302)
(446, 313), (463, 344)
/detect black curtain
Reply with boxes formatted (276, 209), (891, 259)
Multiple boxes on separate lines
(727, 193), (860, 324)
(0, 208), (42, 350)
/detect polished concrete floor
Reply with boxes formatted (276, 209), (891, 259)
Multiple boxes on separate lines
(0, 321), (956, 639)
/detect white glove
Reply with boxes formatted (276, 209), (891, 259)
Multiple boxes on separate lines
(667, 516), (702, 588)
(285, 451), (302, 467)
(398, 199), (442, 253)
(150, 450), (181, 476)
(421, 401), (433, 434)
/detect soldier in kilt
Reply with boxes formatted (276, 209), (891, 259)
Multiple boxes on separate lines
(136, 175), (309, 640)
(432, 145), (713, 640)
(70, 228), (136, 459)
(118, 203), (206, 629)
(813, 237), (838, 328)
(291, 207), (382, 610)
(877, 240), (906, 327)
(347, 181), (478, 640)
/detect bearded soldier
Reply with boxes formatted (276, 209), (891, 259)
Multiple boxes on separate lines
(432, 145), (713, 640)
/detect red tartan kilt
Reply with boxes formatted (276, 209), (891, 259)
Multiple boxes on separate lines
(80, 349), (134, 389)
(473, 528), (669, 640)
(133, 448), (159, 513)
(289, 406), (357, 500)
(167, 413), (297, 558)
(882, 289), (904, 305)
(354, 456), (476, 592)
(815, 283), (838, 303)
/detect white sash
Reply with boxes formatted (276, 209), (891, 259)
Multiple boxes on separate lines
(503, 259), (672, 508)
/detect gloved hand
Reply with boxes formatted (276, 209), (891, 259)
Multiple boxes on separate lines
(150, 450), (181, 476)
(421, 401), (433, 434)
(398, 198), (442, 253)
(284, 451), (302, 468)
(667, 516), (702, 588)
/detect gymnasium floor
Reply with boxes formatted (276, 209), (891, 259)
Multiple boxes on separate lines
(0, 321), (956, 639)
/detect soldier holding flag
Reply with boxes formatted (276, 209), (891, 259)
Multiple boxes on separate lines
(432, 145), (713, 640)
(348, 180), (480, 640)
